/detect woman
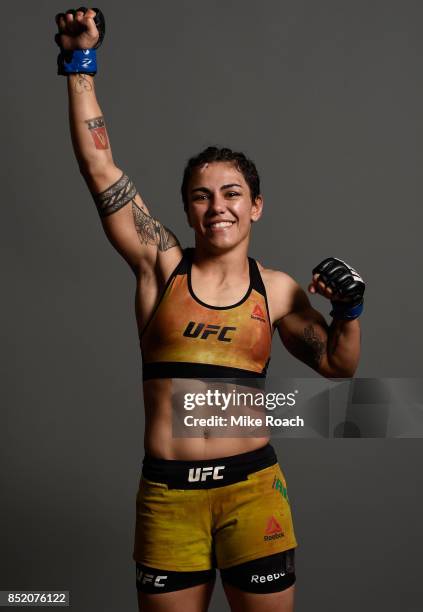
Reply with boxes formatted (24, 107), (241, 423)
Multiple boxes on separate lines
(56, 8), (364, 611)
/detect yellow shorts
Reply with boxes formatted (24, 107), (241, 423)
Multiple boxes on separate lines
(133, 444), (297, 571)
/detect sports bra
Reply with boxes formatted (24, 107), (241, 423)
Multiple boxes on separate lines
(141, 248), (273, 379)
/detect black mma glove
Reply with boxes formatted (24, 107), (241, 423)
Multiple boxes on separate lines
(312, 257), (365, 320)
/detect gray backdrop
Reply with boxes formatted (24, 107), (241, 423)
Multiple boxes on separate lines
(2, 1), (422, 610)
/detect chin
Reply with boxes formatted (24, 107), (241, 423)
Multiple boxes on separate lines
(198, 236), (247, 255)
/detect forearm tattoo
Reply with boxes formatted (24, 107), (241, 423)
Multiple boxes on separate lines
(132, 201), (180, 251)
(94, 173), (137, 217)
(73, 74), (92, 94)
(85, 116), (109, 150)
(303, 325), (326, 366)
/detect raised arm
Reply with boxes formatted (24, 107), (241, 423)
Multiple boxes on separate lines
(56, 8), (182, 276)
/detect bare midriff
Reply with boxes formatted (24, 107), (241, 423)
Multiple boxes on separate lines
(143, 378), (270, 460)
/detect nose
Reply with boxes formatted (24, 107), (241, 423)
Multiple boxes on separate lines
(207, 192), (226, 215)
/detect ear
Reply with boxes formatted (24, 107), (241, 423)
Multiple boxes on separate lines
(251, 195), (263, 222)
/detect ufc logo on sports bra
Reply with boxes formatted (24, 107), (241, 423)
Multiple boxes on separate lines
(183, 322), (236, 342)
(188, 465), (226, 482)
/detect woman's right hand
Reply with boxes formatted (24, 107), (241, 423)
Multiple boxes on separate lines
(55, 8), (99, 50)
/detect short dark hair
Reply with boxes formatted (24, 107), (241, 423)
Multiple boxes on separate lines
(181, 146), (261, 210)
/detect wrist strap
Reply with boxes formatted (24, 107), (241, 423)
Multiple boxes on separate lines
(330, 301), (364, 320)
(57, 49), (97, 76)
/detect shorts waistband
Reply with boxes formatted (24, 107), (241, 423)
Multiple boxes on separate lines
(142, 444), (277, 489)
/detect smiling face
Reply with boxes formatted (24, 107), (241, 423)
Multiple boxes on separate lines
(186, 161), (263, 253)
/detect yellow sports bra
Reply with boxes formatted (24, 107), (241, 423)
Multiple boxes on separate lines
(141, 249), (273, 379)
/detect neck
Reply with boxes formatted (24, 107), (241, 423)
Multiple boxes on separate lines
(192, 241), (250, 278)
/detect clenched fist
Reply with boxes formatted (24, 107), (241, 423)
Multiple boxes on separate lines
(308, 257), (365, 320)
(55, 7), (104, 51)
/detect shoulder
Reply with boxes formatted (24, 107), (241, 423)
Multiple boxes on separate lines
(257, 261), (296, 288)
(256, 260), (299, 295)
(256, 261), (309, 325)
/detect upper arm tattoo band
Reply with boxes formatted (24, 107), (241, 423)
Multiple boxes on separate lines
(94, 173), (179, 252)
(303, 325), (326, 367)
(94, 173), (137, 217)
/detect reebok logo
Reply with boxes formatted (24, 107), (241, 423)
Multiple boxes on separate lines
(264, 516), (284, 541)
(136, 568), (168, 588)
(183, 322), (236, 342)
(251, 304), (265, 322)
(188, 465), (225, 482)
(251, 571), (286, 583)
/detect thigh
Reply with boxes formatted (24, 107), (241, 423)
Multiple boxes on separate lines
(134, 477), (212, 571)
(138, 581), (215, 612)
(220, 549), (296, 611)
(220, 549), (296, 596)
(213, 463), (297, 568)
(223, 583), (295, 612)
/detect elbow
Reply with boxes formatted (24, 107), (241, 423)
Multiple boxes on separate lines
(319, 355), (359, 379)
(78, 159), (114, 180)
(78, 160), (92, 181)
(320, 368), (357, 379)
(78, 160), (119, 193)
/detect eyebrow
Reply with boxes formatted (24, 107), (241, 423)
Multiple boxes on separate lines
(191, 183), (243, 194)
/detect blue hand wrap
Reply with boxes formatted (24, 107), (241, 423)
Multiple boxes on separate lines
(330, 301), (364, 320)
(57, 49), (97, 76)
